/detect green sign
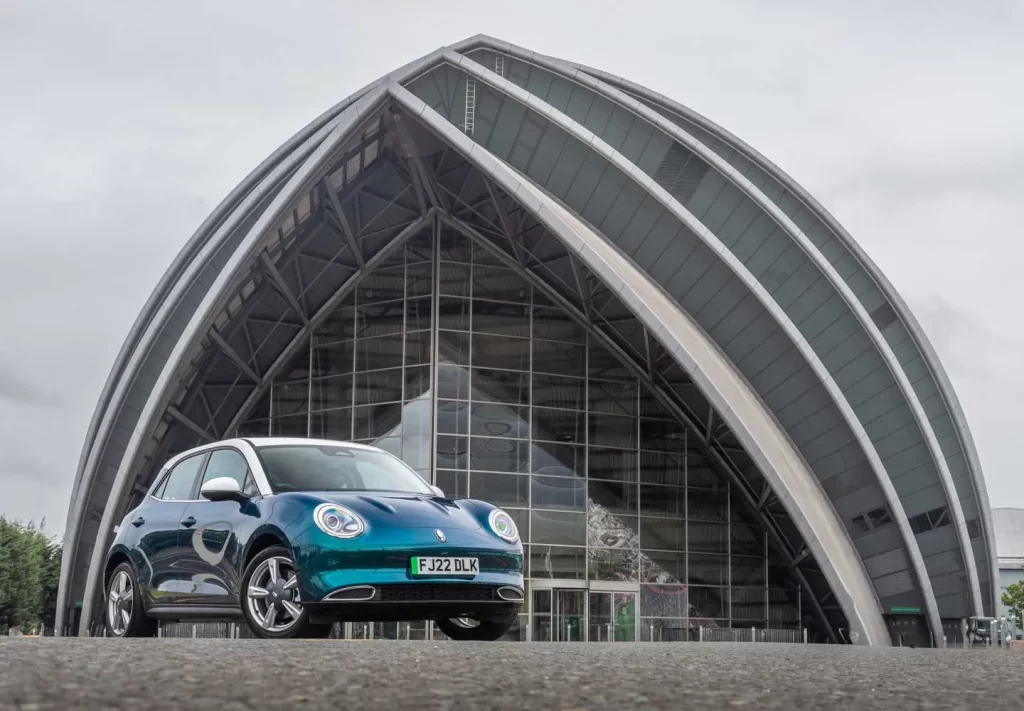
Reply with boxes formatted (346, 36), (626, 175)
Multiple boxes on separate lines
(891, 606), (922, 614)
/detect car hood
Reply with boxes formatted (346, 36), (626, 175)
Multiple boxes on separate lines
(309, 492), (483, 530)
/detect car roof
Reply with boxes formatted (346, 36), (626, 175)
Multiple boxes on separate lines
(243, 437), (380, 451)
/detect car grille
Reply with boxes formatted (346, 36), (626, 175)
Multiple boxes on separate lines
(376, 584), (497, 603)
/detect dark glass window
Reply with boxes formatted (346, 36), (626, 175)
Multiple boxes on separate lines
(531, 510), (585, 546)
(469, 437), (529, 473)
(530, 545), (585, 580)
(201, 449), (250, 491)
(472, 369), (529, 405)
(532, 373), (584, 410)
(472, 333), (530, 371)
(588, 479), (638, 516)
(472, 265), (530, 302)
(438, 263), (471, 295)
(436, 297), (470, 331)
(437, 364), (470, 400)
(159, 454), (206, 501)
(355, 334), (404, 371)
(533, 407), (585, 444)
(532, 307), (585, 344)
(437, 400), (470, 435)
(354, 368), (403, 405)
(588, 447), (637, 483)
(533, 339), (586, 377)
(436, 469), (468, 498)
(531, 442), (585, 477)
(470, 402), (529, 439)
(471, 471), (529, 507)
(531, 475), (586, 511)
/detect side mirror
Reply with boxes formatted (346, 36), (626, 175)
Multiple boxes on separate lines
(201, 477), (246, 503)
(430, 485), (444, 498)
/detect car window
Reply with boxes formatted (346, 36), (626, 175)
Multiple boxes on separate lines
(201, 449), (251, 493)
(161, 454), (206, 501)
(257, 444), (433, 494)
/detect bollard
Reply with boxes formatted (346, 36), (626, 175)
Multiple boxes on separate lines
(192, 624), (197, 639)
(802, 628), (808, 644)
(699, 626), (704, 643)
(649, 624), (654, 643)
(566, 624), (571, 642)
(751, 626), (755, 642)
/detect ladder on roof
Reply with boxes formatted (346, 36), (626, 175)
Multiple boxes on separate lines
(495, 54), (505, 78)
(463, 77), (476, 135)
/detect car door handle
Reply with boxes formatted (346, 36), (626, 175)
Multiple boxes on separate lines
(131, 516), (145, 527)
(181, 516), (197, 528)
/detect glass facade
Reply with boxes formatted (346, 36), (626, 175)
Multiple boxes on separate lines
(238, 227), (802, 641)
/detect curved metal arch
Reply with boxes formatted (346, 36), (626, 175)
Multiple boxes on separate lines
(437, 52), (940, 642)
(453, 35), (983, 619)
(386, 80), (887, 643)
(538, 47), (997, 615)
(75, 86), (394, 635)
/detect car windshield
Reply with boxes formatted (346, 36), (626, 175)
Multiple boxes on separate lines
(257, 444), (434, 495)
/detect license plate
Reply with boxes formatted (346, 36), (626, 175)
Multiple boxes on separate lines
(411, 556), (479, 576)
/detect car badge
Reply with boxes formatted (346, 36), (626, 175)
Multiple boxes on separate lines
(434, 529), (446, 543)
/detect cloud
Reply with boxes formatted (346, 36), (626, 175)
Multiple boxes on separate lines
(1, 0), (1022, 535)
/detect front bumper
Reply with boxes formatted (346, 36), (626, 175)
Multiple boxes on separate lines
(293, 523), (525, 620)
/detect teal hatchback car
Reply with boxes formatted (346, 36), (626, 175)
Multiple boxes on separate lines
(103, 438), (524, 639)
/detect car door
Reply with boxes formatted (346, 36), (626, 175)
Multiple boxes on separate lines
(178, 447), (259, 607)
(136, 452), (208, 606)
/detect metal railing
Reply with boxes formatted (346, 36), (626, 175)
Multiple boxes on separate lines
(699, 626), (805, 644)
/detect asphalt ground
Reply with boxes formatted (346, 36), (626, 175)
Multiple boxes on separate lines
(1, 639), (1023, 710)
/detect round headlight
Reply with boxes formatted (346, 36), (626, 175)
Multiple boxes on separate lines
(488, 509), (519, 544)
(314, 503), (365, 538)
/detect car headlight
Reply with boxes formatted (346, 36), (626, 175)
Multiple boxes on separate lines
(488, 509), (519, 544)
(314, 503), (365, 538)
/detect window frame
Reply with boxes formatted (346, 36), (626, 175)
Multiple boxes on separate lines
(151, 452), (210, 503)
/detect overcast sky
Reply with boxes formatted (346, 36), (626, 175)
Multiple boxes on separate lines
(1, 0), (1022, 537)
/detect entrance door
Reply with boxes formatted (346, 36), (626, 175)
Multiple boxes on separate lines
(588, 591), (637, 642)
(532, 588), (585, 641)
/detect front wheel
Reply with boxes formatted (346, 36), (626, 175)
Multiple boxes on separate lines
(105, 562), (156, 637)
(240, 545), (328, 639)
(436, 611), (518, 641)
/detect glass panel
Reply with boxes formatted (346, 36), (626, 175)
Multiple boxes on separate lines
(436, 400), (469, 435)
(640, 584), (688, 618)
(435, 469), (468, 498)
(472, 265), (530, 303)
(532, 306), (585, 344)
(272, 381), (309, 416)
(472, 333), (530, 371)
(271, 413), (307, 436)
(404, 331), (431, 366)
(352, 403), (402, 440)
(533, 339), (585, 377)
(355, 334), (404, 371)
(439, 231), (472, 262)
(436, 296), (470, 331)
(310, 408), (351, 440)
(437, 331), (470, 366)
(405, 296), (433, 332)
(406, 262), (432, 297)
(589, 380), (637, 416)
(641, 550), (684, 584)
(588, 447), (637, 483)
(470, 471), (529, 507)
(356, 300), (405, 337)
(687, 488), (728, 522)
(689, 553), (728, 586)
(732, 555), (766, 586)
(531, 442), (584, 477)
(688, 585), (726, 619)
(404, 365), (431, 401)
(589, 413), (636, 449)
(532, 373), (584, 409)
(640, 418), (687, 453)
(472, 300), (530, 338)
(530, 546), (585, 579)
(401, 399), (431, 436)
(531, 511), (585, 546)
(532, 588), (552, 641)
(532, 407), (585, 444)
(640, 518), (686, 552)
(471, 369), (529, 405)
(687, 521), (729, 555)
(437, 364), (469, 400)
(439, 262), (471, 295)
(588, 480), (639, 516)
(436, 435), (468, 471)
(470, 402), (529, 439)
(590, 513), (640, 549)
(589, 347), (632, 379)
(639, 485), (686, 519)
(357, 266), (404, 303)
(531, 475), (586, 511)
(588, 548), (638, 582)
(311, 373), (351, 412)
(353, 368), (403, 405)
(640, 451), (685, 486)
(554, 589), (585, 642)
(468, 437), (529, 473)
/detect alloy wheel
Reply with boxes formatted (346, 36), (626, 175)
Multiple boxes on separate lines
(107, 570), (133, 636)
(246, 555), (303, 634)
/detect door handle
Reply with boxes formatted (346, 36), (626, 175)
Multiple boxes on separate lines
(131, 516), (145, 527)
(181, 516), (197, 528)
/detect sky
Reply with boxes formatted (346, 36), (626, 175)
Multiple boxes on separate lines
(1, 0), (1022, 537)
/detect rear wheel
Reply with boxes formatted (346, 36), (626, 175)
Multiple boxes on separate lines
(436, 611), (517, 641)
(240, 545), (328, 639)
(105, 562), (156, 638)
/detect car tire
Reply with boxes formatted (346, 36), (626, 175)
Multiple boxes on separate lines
(436, 611), (518, 641)
(240, 545), (329, 639)
(105, 561), (157, 638)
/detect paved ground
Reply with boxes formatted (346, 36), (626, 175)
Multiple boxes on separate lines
(1, 639), (1022, 710)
